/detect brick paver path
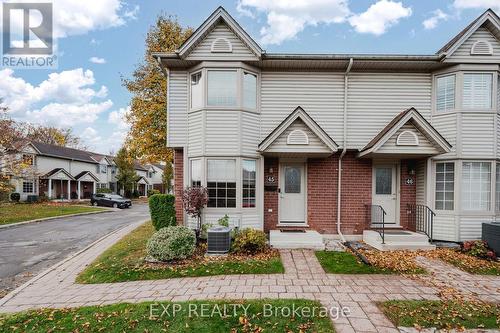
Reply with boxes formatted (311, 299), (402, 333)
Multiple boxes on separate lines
(0, 222), (497, 332)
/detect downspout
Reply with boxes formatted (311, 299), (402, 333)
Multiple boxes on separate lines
(337, 58), (353, 243)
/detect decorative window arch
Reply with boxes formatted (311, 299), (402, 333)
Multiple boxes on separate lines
(211, 38), (232, 53)
(396, 130), (419, 146)
(471, 40), (493, 55)
(287, 129), (309, 145)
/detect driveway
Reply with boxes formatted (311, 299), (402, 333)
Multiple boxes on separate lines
(0, 203), (150, 297)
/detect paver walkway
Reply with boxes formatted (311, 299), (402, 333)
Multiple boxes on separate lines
(0, 221), (498, 333)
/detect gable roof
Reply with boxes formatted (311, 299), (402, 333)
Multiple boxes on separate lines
(359, 108), (452, 157)
(176, 6), (262, 59)
(31, 142), (97, 163)
(42, 168), (75, 180)
(74, 171), (100, 182)
(258, 106), (338, 153)
(437, 9), (500, 57)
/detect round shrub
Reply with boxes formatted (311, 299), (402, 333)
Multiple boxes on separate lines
(149, 194), (176, 230)
(147, 189), (160, 197)
(146, 226), (196, 261)
(10, 193), (20, 202)
(232, 228), (267, 254)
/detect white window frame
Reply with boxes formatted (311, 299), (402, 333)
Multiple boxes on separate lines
(242, 71), (257, 110)
(190, 158), (202, 187)
(436, 74), (456, 112)
(206, 158), (237, 208)
(462, 72), (494, 110)
(99, 164), (107, 174)
(22, 180), (34, 194)
(206, 69), (238, 108)
(461, 161), (492, 212)
(190, 71), (203, 110)
(435, 162), (455, 211)
(242, 159), (257, 208)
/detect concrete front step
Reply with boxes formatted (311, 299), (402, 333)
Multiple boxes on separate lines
(363, 230), (436, 251)
(269, 230), (324, 250)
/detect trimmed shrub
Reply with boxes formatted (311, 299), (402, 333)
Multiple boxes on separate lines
(132, 189), (140, 198)
(97, 188), (112, 194)
(149, 194), (176, 230)
(462, 240), (495, 259)
(147, 189), (160, 197)
(146, 226), (196, 261)
(232, 228), (267, 254)
(10, 193), (20, 202)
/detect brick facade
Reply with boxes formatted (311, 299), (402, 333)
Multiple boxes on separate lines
(399, 159), (417, 230)
(173, 149), (184, 224)
(263, 157), (279, 231)
(263, 152), (372, 234)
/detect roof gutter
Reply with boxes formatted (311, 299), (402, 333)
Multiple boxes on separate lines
(337, 58), (353, 243)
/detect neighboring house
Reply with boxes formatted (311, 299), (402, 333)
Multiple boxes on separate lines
(4, 141), (166, 200)
(156, 7), (500, 248)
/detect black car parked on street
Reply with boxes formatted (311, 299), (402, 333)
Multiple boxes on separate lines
(91, 194), (132, 209)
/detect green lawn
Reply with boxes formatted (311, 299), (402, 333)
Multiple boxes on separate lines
(0, 299), (335, 333)
(0, 203), (105, 225)
(315, 251), (392, 274)
(77, 222), (284, 283)
(380, 300), (500, 329)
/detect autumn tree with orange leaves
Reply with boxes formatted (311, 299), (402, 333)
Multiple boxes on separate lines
(122, 15), (192, 164)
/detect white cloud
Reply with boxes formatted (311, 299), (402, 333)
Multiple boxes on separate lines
(0, 68), (108, 114)
(108, 107), (131, 131)
(237, 0), (350, 45)
(348, 0), (412, 36)
(423, 9), (449, 30)
(453, 0), (500, 12)
(2, 0), (139, 40)
(27, 100), (113, 127)
(81, 127), (102, 144)
(89, 56), (106, 64)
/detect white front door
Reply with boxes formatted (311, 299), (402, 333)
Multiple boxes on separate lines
(280, 163), (306, 224)
(372, 165), (398, 225)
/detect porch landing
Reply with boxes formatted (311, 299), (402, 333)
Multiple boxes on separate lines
(363, 230), (436, 251)
(269, 230), (324, 250)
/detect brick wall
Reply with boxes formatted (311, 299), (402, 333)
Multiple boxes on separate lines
(400, 159), (417, 230)
(307, 152), (372, 234)
(263, 157), (279, 232)
(173, 149), (184, 224)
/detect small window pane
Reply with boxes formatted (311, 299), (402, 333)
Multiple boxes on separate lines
(207, 159), (236, 208)
(191, 72), (203, 109)
(207, 71), (237, 107)
(191, 159), (201, 187)
(284, 167), (301, 193)
(375, 168), (392, 195)
(461, 162), (490, 211)
(463, 73), (492, 109)
(436, 75), (455, 112)
(22, 181), (34, 193)
(435, 162), (454, 211)
(242, 160), (256, 208)
(243, 72), (257, 109)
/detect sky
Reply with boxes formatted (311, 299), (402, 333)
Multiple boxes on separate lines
(0, 0), (499, 154)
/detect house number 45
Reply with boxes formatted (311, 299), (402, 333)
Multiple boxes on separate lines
(405, 178), (414, 185)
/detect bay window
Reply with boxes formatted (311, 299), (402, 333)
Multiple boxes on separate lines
(435, 162), (454, 210)
(207, 70), (237, 107)
(243, 72), (257, 109)
(242, 160), (256, 208)
(463, 73), (492, 109)
(462, 162), (491, 211)
(436, 74), (455, 112)
(207, 159), (236, 208)
(191, 159), (201, 187)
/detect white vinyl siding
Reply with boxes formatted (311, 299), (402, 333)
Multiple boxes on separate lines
(461, 162), (491, 211)
(447, 27), (500, 63)
(496, 163), (500, 212)
(167, 71), (188, 147)
(463, 73), (493, 109)
(435, 162), (454, 210)
(436, 75), (455, 112)
(207, 70), (237, 107)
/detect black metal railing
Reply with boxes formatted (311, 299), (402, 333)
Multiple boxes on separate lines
(365, 204), (387, 244)
(407, 204), (435, 242)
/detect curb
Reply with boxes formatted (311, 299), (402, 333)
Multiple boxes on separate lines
(0, 208), (115, 230)
(0, 219), (148, 308)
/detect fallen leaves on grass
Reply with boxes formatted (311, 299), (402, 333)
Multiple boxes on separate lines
(425, 248), (500, 276)
(357, 248), (425, 275)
